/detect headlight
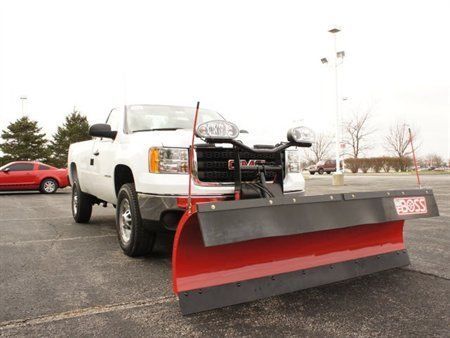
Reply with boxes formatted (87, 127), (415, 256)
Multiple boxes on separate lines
(287, 126), (315, 144)
(149, 147), (188, 174)
(286, 149), (301, 173)
(196, 120), (239, 140)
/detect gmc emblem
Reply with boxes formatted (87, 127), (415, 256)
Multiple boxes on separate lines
(394, 196), (428, 215)
(228, 159), (266, 170)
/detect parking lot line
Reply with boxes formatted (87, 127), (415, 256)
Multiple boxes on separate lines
(0, 295), (175, 331)
(0, 234), (116, 246)
(0, 216), (74, 222)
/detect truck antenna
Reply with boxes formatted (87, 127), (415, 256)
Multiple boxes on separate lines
(188, 101), (200, 211)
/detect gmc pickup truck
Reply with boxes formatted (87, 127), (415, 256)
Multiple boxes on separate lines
(68, 104), (306, 257)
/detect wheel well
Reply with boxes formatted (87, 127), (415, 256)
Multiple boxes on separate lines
(70, 162), (77, 182)
(114, 165), (134, 196)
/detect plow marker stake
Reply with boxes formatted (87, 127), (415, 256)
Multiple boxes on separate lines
(172, 189), (439, 315)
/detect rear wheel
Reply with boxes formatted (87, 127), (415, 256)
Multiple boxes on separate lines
(116, 183), (155, 257)
(318, 168), (324, 175)
(326, 171), (331, 175)
(309, 171), (315, 175)
(40, 178), (58, 194)
(72, 181), (93, 223)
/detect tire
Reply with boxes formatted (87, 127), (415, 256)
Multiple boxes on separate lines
(40, 178), (58, 194)
(326, 171), (331, 175)
(116, 183), (155, 257)
(309, 171), (315, 175)
(318, 168), (324, 175)
(72, 180), (93, 223)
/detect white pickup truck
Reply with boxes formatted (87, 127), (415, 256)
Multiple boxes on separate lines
(68, 104), (306, 257)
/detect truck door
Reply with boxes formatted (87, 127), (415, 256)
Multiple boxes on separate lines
(90, 108), (121, 203)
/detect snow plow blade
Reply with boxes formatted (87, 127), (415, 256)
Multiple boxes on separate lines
(172, 189), (439, 315)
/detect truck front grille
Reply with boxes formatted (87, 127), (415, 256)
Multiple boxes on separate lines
(195, 147), (282, 183)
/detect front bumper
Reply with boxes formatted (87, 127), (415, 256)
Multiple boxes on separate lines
(137, 190), (306, 231)
(138, 194), (182, 229)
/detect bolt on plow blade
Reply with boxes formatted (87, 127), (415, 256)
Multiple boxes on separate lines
(172, 189), (439, 315)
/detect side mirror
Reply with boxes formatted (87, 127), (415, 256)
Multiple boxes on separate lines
(89, 124), (117, 139)
(2, 168), (10, 173)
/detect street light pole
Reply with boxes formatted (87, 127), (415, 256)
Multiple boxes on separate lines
(20, 96), (27, 115)
(329, 28), (341, 174)
(321, 28), (345, 185)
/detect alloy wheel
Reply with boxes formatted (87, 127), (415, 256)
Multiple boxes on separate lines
(119, 199), (132, 244)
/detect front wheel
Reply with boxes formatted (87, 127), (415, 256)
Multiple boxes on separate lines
(72, 181), (93, 223)
(318, 168), (324, 175)
(40, 178), (58, 194)
(116, 183), (155, 257)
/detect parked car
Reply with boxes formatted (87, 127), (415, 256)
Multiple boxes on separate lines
(308, 159), (340, 175)
(0, 161), (69, 193)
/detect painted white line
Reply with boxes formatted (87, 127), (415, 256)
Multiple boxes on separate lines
(1, 234), (116, 246)
(0, 295), (174, 331)
(0, 216), (73, 222)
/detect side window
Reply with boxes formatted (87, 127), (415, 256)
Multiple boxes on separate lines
(106, 109), (120, 131)
(8, 163), (34, 171)
(38, 164), (50, 170)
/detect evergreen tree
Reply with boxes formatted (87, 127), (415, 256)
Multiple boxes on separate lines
(0, 116), (50, 162)
(49, 109), (90, 167)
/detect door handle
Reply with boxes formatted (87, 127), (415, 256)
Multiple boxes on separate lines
(93, 150), (100, 156)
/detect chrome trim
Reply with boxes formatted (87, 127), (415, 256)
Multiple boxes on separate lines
(137, 193), (234, 222)
(138, 194), (180, 222)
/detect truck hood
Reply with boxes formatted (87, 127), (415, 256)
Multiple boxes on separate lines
(129, 129), (283, 148)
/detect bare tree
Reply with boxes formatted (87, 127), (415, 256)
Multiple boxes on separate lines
(384, 122), (420, 158)
(424, 153), (444, 167)
(304, 132), (333, 163)
(344, 111), (375, 158)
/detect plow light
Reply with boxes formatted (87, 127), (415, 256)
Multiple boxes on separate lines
(196, 120), (239, 140)
(287, 126), (315, 144)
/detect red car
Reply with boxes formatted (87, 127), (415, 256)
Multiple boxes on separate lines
(0, 161), (69, 193)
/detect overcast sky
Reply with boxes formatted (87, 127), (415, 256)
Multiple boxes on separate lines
(0, 0), (449, 159)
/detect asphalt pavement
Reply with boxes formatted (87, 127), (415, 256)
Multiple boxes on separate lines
(0, 175), (449, 337)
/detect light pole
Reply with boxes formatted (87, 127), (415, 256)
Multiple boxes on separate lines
(20, 96), (27, 115)
(321, 27), (345, 185)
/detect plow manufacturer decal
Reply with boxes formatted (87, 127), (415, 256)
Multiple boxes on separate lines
(394, 196), (428, 215)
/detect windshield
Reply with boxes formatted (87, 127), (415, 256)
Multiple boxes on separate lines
(0, 163), (10, 170)
(126, 105), (224, 133)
